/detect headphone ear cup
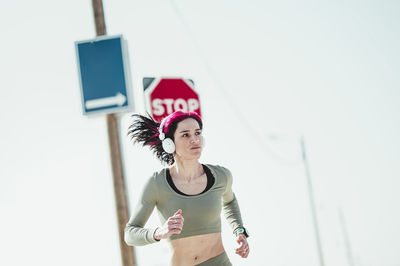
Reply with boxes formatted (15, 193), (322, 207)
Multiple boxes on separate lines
(162, 138), (175, 154)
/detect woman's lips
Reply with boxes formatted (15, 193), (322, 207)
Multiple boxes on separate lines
(191, 146), (201, 150)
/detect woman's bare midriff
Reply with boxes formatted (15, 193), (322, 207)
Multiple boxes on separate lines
(169, 232), (225, 266)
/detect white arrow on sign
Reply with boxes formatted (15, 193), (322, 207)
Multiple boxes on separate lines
(85, 92), (126, 109)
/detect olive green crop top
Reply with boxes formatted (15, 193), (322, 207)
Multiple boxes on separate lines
(124, 164), (244, 246)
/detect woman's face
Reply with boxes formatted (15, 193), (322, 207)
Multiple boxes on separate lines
(173, 118), (203, 160)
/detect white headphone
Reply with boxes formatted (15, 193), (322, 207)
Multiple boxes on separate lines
(158, 117), (176, 154)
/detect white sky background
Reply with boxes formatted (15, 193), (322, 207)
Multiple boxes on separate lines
(0, 0), (399, 265)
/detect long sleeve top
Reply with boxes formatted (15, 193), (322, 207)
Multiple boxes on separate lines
(124, 164), (244, 246)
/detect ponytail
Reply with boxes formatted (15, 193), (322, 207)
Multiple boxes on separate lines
(127, 114), (174, 165)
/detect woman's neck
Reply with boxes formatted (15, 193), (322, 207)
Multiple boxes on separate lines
(171, 159), (203, 183)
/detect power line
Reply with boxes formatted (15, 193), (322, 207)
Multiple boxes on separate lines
(169, 0), (300, 165)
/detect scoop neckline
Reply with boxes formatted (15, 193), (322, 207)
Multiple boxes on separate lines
(163, 164), (217, 198)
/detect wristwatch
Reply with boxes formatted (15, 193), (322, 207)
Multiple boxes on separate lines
(234, 227), (249, 238)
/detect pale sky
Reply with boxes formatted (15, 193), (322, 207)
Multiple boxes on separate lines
(1, 1), (399, 266)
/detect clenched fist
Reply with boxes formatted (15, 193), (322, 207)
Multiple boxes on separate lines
(235, 234), (250, 258)
(154, 209), (184, 240)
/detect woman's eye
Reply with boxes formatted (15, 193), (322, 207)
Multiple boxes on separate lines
(195, 131), (202, 135)
(183, 133), (189, 137)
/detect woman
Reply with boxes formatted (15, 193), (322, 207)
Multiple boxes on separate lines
(125, 111), (250, 266)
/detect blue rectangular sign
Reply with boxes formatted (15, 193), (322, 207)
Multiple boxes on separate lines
(75, 35), (133, 115)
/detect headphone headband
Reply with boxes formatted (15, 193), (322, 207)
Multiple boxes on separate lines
(158, 117), (167, 140)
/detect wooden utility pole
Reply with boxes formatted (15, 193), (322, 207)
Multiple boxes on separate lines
(300, 136), (325, 266)
(338, 207), (355, 266)
(91, 1), (135, 265)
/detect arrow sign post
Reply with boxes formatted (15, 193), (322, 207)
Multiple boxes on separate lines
(75, 13), (135, 265)
(75, 35), (133, 115)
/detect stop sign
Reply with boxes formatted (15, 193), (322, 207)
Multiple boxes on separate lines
(143, 77), (202, 122)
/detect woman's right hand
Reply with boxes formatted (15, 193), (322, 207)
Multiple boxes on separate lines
(154, 209), (184, 240)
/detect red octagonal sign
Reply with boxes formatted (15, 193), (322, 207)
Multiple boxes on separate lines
(143, 77), (202, 122)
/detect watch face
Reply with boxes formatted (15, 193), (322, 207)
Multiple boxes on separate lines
(235, 228), (245, 236)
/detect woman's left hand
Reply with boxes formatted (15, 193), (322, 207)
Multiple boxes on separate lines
(235, 234), (250, 258)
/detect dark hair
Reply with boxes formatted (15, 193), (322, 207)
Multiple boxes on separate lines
(127, 112), (203, 165)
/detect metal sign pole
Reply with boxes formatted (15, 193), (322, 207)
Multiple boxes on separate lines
(90, 1), (135, 265)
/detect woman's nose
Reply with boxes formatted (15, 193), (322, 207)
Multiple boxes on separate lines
(191, 136), (200, 143)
